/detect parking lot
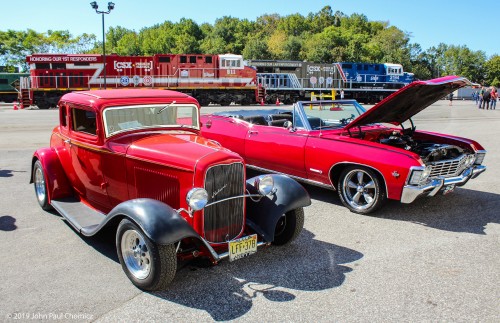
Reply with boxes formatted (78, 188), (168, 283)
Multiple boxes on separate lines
(0, 100), (499, 322)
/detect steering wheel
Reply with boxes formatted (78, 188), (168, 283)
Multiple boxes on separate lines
(340, 115), (355, 125)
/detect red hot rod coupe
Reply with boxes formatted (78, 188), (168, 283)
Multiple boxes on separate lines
(201, 76), (486, 214)
(31, 89), (310, 290)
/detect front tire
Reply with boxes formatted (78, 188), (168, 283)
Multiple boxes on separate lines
(33, 160), (52, 211)
(337, 166), (386, 214)
(272, 208), (304, 245)
(116, 219), (177, 291)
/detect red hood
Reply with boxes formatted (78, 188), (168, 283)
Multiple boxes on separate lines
(124, 132), (240, 171)
(345, 76), (474, 130)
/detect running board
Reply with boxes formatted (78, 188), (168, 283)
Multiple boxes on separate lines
(51, 197), (106, 235)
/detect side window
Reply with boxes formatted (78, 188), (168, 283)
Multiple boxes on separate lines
(72, 108), (97, 135)
(60, 104), (67, 127)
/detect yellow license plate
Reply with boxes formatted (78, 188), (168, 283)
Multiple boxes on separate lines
(228, 234), (257, 262)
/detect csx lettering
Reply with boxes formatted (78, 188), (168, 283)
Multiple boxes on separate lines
(114, 61), (132, 69)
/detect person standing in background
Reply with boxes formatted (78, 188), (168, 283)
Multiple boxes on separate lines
(482, 88), (491, 110)
(478, 87), (484, 108)
(449, 92), (454, 106)
(340, 89), (345, 99)
(490, 87), (497, 110)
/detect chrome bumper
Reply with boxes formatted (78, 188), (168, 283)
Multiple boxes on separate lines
(401, 165), (486, 204)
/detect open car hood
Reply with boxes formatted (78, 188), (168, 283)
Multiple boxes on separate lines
(344, 76), (473, 130)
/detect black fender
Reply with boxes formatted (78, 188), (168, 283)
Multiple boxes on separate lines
(245, 174), (311, 242)
(82, 198), (201, 246)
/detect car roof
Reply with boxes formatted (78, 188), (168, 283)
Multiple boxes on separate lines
(60, 89), (196, 111)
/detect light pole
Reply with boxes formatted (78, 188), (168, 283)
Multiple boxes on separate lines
(90, 1), (115, 89)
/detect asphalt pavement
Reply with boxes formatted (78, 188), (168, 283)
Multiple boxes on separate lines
(0, 100), (498, 322)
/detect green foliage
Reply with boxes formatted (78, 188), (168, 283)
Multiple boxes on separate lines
(0, 6), (496, 80)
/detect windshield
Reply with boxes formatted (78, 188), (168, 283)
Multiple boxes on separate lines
(295, 100), (367, 130)
(103, 104), (199, 137)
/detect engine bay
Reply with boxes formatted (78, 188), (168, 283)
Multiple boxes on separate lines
(377, 128), (467, 163)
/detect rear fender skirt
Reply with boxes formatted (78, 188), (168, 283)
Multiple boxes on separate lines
(31, 148), (73, 202)
(245, 174), (311, 242)
(83, 198), (201, 246)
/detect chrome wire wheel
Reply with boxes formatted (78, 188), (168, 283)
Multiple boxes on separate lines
(341, 169), (377, 212)
(121, 229), (151, 280)
(34, 166), (46, 205)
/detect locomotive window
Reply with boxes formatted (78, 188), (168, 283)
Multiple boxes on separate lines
(52, 63), (66, 70)
(189, 56), (196, 63)
(180, 56), (187, 63)
(364, 65), (369, 70)
(159, 56), (170, 63)
(0, 79), (7, 84)
(35, 63), (50, 69)
(72, 108), (97, 136)
(375, 65), (380, 71)
(343, 64), (352, 69)
(205, 56), (212, 64)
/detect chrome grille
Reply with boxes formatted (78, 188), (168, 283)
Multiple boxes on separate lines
(429, 155), (468, 178)
(203, 163), (245, 243)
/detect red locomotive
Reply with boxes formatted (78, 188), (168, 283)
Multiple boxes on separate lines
(21, 53), (264, 109)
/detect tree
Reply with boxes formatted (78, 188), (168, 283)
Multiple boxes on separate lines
(485, 55), (500, 86)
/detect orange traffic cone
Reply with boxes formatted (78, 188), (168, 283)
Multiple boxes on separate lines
(13, 101), (18, 110)
(276, 98), (280, 106)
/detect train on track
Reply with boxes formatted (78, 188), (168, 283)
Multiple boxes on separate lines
(15, 54), (414, 108)
(248, 60), (414, 104)
(20, 53), (264, 109)
(0, 72), (29, 103)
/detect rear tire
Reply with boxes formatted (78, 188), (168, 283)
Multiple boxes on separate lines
(272, 208), (304, 245)
(116, 219), (177, 291)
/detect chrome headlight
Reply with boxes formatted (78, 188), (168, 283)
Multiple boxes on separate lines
(464, 154), (476, 168)
(186, 188), (208, 211)
(254, 175), (275, 196)
(408, 166), (432, 185)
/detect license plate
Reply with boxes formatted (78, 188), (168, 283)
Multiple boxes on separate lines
(228, 234), (257, 262)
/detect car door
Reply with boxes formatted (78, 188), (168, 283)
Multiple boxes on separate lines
(244, 124), (309, 178)
(66, 105), (110, 210)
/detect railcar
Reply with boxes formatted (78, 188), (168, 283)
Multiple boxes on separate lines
(248, 60), (414, 104)
(0, 72), (29, 103)
(21, 53), (264, 109)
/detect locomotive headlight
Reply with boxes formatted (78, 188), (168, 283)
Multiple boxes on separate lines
(254, 175), (275, 196)
(186, 188), (208, 211)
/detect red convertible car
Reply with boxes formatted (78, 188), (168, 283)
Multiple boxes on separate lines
(31, 89), (310, 290)
(201, 76), (487, 214)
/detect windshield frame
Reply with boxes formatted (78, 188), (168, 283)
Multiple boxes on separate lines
(293, 100), (367, 131)
(102, 103), (200, 138)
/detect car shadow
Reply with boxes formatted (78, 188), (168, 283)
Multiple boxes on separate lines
(376, 187), (500, 234)
(0, 169), (27, 177)
(150, 229), (363, 321)
(0, 215), (17, 231)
